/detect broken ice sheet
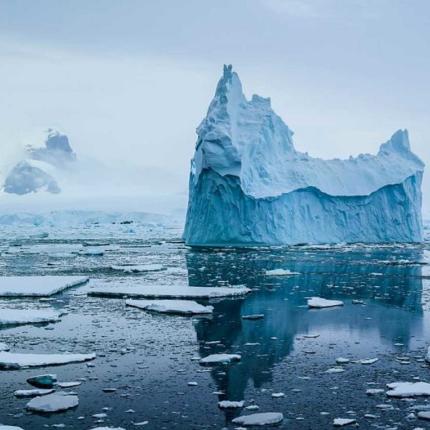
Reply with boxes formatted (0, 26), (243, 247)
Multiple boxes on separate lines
(26, 392), (79, 413)
(0, 308), (61, 326)
(126, 299), (213, 315)
(232, 412), (284, 426)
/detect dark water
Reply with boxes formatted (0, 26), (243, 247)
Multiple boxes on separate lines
(1, 221), (430, 429)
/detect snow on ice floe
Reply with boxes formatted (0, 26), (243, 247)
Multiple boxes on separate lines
(126, 299), (213, 315)
(386, 382), (430, 397)
(265, 269), (299, 276)
(26, 392), (79, 413)
(183, 65), (424, 246)
(0, 276), (89, 297)
(14, 388), (55, 398)
(88, 284), (250, 299)
(0, 352), (95, 370)
(218, 400), (244, 408)
(333, 418), (356, 427)
(199, 353), (241, 365)
(0, 308), (61, 326)
(232, 412), (284, 426)
(307, 297), (344, 309)
(110, 264), (164, 273)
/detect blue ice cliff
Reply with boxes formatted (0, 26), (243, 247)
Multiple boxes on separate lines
(183, 65), (425, 246)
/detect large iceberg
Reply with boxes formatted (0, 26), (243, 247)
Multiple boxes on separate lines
(183, 65), (425, 246)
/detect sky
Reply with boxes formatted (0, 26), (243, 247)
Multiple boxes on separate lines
(0, 0), (429, 214)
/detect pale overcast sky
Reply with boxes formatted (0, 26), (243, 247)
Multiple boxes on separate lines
(0, 0), (429, 212)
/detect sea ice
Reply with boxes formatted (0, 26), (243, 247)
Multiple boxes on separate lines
(0, 426), (24, 430)
(265, 269), (299, 276)
(0, 352), (95, 369)
(218, 400), (244, 408)
(386, 382), (430, 397)
(307, 297), (344, 308)
(0, 276), (89, 297)
(110, 264), (164, 273)
(0, 309), (61, 326)
(26, 392), (79, 413)
(89, 284), (250, 299)
(126, 299), (213, 315)
(14, 388), (55, 397)
(199, 353), (241, 365)
(333, 418), (356, 427)
(0, 343), (9, 351)
(232, 412), (284, 426)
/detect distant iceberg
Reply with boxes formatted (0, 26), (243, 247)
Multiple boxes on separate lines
(183, 65), (425, 245)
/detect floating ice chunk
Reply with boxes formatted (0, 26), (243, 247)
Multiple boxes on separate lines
(333, 418), (356, 426)
(271, 392), (285, 398)
(336, 358), (350, 364)
(14, 388), (55, 397)
(232, 412), (284, 426)
(26, 392), (78, 413)
(218, 400), (244, 408)
(325, 367), (345, 374)
(126, 299), (213, 315)
(89, 284), (250, 299)
(0, 343), (9, 351)
(0, 276), (89, 297)
(0, 352), (95, 370)
(110, 264), (164, 273)
(57, 381), (82, 388)
(265, 269), (299, 276)
(79, 248), (104, 256)
(28, 374), (57, 388)
(360, 358), (378, 365)
(242, 314), (264, 320)
(418, 411), (430, 420)
(199, 353), (241, 365)
(308, 297), (344, 309)
(0, 425), (25, 430)
(0, 309), (61, 326)
(366, 388), (384, 395)
(386, 382), (430, 397)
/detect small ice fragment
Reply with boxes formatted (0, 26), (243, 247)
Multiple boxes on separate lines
(110, 264), (164, 273)
(360, 358), (378, 365)
(333, 418), (356, 426)
(126, 299), (213, 315)
(336, 358), (350, 364)
(366, 388), (384, 395)
(325, 367), (345, 374)
(218, 400), (244, 408)
(307, 297), (344, 309)
(232, 412), (283, 426)
(199, 354), (241, 365)
(26, 392), (79, 413)
(242, 314), (264, 320)
(14, 388), (55, 398)
(265, 269), (299, 276)
(57, 381), (82, 388)
(27, 374), (57, 388)
(271, 392), (285, 398)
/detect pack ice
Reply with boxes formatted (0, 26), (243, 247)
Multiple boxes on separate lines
(183, 65), (425, 246)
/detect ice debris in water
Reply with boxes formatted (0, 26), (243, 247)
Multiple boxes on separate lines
(0, 425), (25, 430)
(27, 374), (57, 388)
(265, 269), (299, 276)
(218, 400), (244, 408)
(26, 392), (79, 413)
(0, 308), (61, 326)
(89, 284), (250, 299)
(14, 388), (55, 398)
(333, 418), (356, 427)
(0, 352), (95, 370)
(199, 353), (241, 365)
(126, 299), (213, 315)
(0, 342), (9, 351)
(0, 276), (89, 297)
(110, 264), (164, 273)
(307, 297), (344, 308)
(231, 412), (284, 426)
(386, 382), (430, 397)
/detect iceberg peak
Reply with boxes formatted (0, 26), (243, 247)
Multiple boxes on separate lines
(184, 66), (425, 246)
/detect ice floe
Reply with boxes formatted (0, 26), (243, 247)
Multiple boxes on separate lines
(0, 276), (89, 297)
(0, 309), (61, 326)
(27, 374), (57, 388)
(89, 284), (250, 299)
(0, 352), (95, 370)
(14, 388), (55, 397)
(265, 269), (299, 276)
(110, 264), (164, 273)
(307, 297), (344, 309)
(26, 392), (79, 413)
(386, 382), (430, 397)
(0, 342), (9, 351)
(333, 418), (356, 426)
(199, 353), (241, 365)
(126, 299), (213, 315)
(0, 426), (24, 430)
(232, 412), (284, 426)
(218, 400), (244, 408)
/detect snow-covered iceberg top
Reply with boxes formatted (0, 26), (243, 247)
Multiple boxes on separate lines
(192, 65), (424, 199)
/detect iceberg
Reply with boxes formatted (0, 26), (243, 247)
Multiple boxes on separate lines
(183, 65), (425, 246)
